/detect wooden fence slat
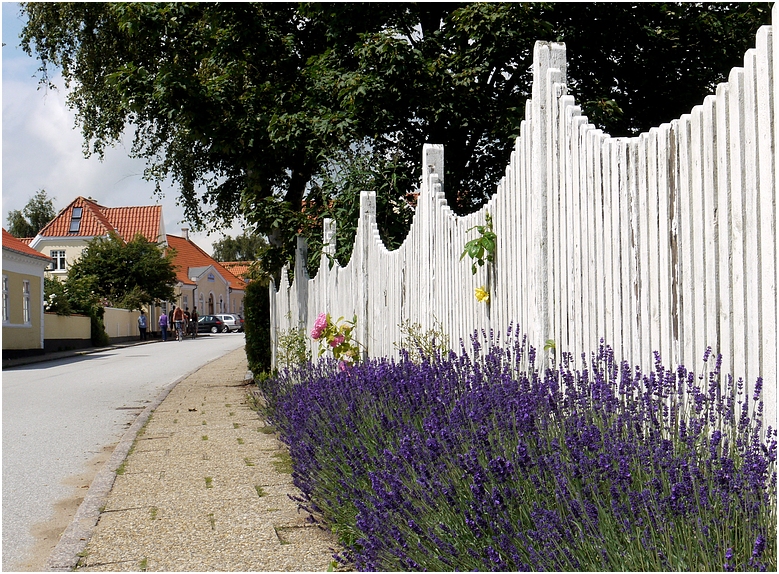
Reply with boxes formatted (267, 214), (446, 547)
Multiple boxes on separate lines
(716, 81), (735, 381)
(756, 24), (777, 403)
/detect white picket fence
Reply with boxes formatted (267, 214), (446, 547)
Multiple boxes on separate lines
(271, 7), (778, 426)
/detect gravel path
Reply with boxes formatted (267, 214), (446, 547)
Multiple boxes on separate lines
(69, 348), (340, 572)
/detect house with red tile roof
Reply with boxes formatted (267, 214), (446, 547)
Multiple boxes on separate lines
(3, 229), (52, 357)
(167, 230), (246, 318)
(29, 196), (166, 280)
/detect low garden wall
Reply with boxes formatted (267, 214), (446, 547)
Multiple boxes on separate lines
(103, 307), (141, 343)
(43, 312), (91, 353)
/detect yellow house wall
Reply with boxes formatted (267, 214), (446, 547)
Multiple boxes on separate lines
(33, 237), (91, 280)
(2, 270), (44, 350)
(178, 279), (244, 318)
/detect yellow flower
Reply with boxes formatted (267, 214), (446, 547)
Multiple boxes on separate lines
(475, 286), (490, 303)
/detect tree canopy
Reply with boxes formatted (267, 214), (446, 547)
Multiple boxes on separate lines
(211, 232), (267, 262)
(67, 232), (177, 310)
(6, 189), (57, 238)
(19, 2), (771, 273)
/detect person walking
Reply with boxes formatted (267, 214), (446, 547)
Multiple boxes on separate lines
(159, 311), (168, 342)
(138, 310), (148, 341)
(190, 308), (199, 338)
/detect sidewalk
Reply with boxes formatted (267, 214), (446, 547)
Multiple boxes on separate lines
(45, 347), (339, 572)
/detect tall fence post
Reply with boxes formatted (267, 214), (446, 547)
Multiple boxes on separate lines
(358, 191), (375, 360)
(294, 236), (309, 330)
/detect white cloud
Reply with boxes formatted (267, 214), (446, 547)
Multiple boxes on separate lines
(2, 3), (247, 255)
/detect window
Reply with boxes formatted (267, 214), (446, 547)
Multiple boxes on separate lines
(182, 295), (188, 312)
(50, 250), (66, 271)
(69, 207), (83, 233)
(23, 280), (30, 324)
(199, 293), (204, 315)
(2, 276), (8, 322)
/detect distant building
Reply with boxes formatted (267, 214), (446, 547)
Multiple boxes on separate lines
(167, 230), (246, 318)
(24, 195), (245, 335)
(29, 196), (165, 280)
(2, 228), (51, 358)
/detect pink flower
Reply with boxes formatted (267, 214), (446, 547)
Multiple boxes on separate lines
(330, 334), (345, 348)
(311, 313), (327, 339)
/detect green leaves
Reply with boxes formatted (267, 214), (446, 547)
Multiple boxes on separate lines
(19, 2), (771, 278)
(68, 232), (177, 310)
(6, 189), (56, 238)
(460, 211), (496, 275)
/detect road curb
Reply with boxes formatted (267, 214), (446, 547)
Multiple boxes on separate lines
(43, 356), (223, 572)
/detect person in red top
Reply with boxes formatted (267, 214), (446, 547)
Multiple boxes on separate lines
(171, 305), (186, 341)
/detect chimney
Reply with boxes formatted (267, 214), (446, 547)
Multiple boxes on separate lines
(181, 228), (189, 241)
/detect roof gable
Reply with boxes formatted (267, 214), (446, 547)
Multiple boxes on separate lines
(36, 196), (163, 243)
(2, 229), (51, 262)
(166, 234), (246, 291)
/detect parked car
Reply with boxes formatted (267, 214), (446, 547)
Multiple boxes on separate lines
(215, 313), (244, 333)
(197, 315), (225, 334)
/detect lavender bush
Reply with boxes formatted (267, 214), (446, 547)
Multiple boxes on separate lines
(263, 329), (776, 571)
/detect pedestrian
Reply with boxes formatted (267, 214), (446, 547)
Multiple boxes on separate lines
(184, 307), (192, 338)
(190, 308), (199, 338)
(172, 305), (186, 341)
(138, 310), (148, 341)
(159, 311), (168, 342)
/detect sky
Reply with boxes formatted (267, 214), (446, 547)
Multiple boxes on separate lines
(2, 2), (245, 256)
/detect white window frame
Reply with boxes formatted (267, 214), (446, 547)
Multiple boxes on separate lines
(22, 280), (31, 324)
(2, 275), (9, 323)
(50, 250), (66, 271)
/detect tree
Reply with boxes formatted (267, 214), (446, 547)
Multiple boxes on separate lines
(18, 3), (771, 274)
(67, 232), (177, 310)
(6, 189), (57, 238)
(211, 232), (267, 262)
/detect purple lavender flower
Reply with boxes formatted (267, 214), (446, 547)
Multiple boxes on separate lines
(260, 332), (777, 572)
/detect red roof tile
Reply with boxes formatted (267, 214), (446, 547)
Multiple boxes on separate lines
(104, 205), (163, 243)
(37, 197), (162, 243)
(2, 229), (52, 262)
(220, 261), (252, 279)
(166, 235), (246, 291)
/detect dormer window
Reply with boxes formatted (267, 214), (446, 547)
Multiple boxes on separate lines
(69, 207), (83, 232)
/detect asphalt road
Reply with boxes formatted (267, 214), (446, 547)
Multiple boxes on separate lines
(2, 333), (247, 571)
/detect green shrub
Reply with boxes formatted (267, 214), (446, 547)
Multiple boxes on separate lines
(244, 280), (271, 375)
(90, 307), (109, 347)
(276, 325), (310, 370)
